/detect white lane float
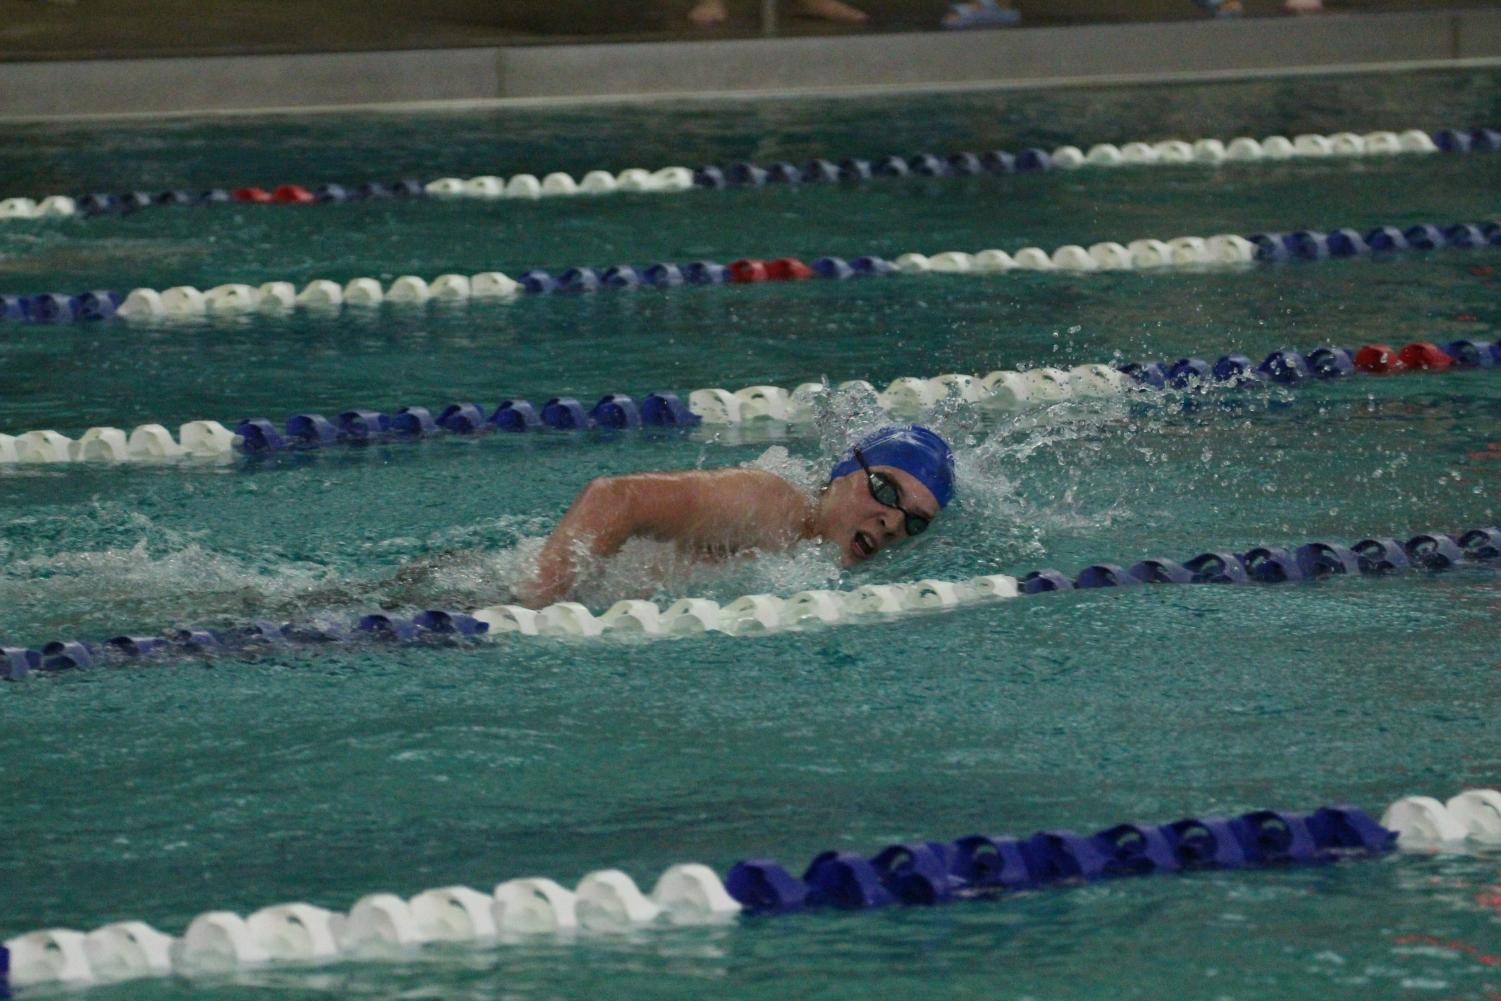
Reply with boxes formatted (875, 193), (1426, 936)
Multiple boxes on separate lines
(574, 871), (662, 931)
(0, 346), (1167, 471)
(408, 886), (498, 942)
(469, 569), (1023, 645)
(82, 921), (175, 981)
(245, 903), (342, 961)
(88, 217), (1330, 334)
(5, 791), (1493, 993)
(0, 126), (1456, 230)
(340, 893), (425, 950)
(493, 878), (578, 933)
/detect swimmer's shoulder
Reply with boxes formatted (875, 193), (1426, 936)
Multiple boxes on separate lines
(650, 466), (811, 516)
(630, 465), (801, 490)
(698, 465), (809, 496)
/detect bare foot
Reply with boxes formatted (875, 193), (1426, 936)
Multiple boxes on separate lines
(796, 0), (869, 23)
(688, 0), (728, 26)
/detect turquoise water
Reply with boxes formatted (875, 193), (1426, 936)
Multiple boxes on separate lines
(2, 68), (1500, 999)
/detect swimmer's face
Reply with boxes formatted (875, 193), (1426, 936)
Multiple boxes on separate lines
(821, 465), (941, 567)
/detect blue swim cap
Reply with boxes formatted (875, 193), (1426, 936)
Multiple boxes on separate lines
(829, 424), (956, 508)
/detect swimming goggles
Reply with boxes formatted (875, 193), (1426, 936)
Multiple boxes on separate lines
(854, 447), (931, 537)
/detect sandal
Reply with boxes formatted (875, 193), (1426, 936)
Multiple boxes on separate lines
(942, 0), (1021, 30)
(1194, 0), (1243, 17)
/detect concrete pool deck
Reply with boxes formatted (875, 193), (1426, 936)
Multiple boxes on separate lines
(1, 7), (1499, 120)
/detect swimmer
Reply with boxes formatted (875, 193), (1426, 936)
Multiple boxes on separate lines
(514, 424), (955, 608)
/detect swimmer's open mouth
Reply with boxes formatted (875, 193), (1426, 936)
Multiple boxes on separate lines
(852, 531), (877, 560)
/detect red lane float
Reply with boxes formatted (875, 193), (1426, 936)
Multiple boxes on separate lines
(1354, 344), (1402, 373)
(1396, 341), (1455, 370)
(766, 257), (815, 280)
(1352, 341), (1479, 375)
(271, 184), (315, 204)
(729, 259), (769, 283)
(231, 187), (274, 204)
(731, 257), (816, 283)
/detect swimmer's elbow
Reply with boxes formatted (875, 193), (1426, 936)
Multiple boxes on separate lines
(576, 475), (624, 516)
(571, 475), (639, 538)
(573, 473), (676, 542)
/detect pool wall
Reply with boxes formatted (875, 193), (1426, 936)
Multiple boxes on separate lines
(3, 9), (1501, 119)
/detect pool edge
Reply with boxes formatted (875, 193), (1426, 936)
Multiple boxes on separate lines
(1, 9), (1500, 122)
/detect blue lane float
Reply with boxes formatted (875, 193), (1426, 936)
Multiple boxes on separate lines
(1117, 338), (1501, 392)
(1247, 220), (1501, 262)
(1013, 525), (1500, 596)
(3, 524), (1497, 674)
(0, 606), (490, 680)
(0, 797), (1407, 993)
(726, 804), (1394, 913)
(229, 392), (699, 455)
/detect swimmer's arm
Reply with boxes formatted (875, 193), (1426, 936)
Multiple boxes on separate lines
(515, 469), (807, 608)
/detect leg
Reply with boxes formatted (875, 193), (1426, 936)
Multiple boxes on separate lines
(689, 0), (729, 25)
(794, 0), (869, 23)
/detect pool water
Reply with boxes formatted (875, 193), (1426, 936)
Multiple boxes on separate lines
(1, 67), (1499, 1000)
